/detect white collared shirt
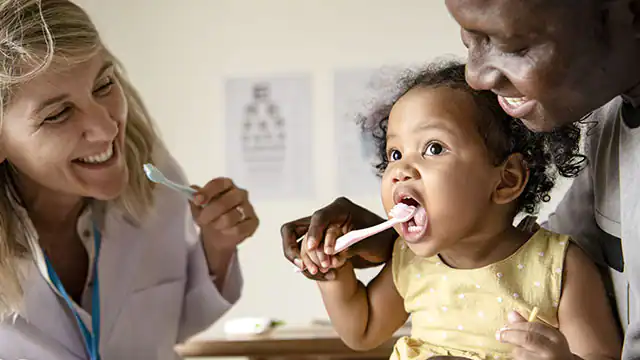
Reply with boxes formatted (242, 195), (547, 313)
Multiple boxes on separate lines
(0, 144), (243, 359)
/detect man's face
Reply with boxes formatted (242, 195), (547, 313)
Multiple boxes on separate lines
(446, 0), (640, 131)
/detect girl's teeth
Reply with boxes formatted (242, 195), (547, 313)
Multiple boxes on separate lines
(408, 225), (423, 233)
(79, 145), (113, 164)
(504, 97), (525, 106)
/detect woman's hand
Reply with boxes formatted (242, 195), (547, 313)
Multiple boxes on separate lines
(497, 311), (574, 360)
(190, 177), (259, 281)
(281, 197), (396, 281)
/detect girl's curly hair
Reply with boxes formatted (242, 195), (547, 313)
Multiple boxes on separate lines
(357, 60), (587, 215)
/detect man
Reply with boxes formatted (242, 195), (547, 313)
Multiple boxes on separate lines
(281, 0), (640, 358)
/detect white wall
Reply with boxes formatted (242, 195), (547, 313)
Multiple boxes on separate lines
(74, 0), (572, 336)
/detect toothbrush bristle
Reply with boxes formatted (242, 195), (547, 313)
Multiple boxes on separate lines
(143, 163), (159, 181)
(390, 203), (416, 220)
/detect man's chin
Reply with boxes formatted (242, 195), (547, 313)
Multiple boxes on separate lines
(519, 112), (567, 133)
(518, 106), (582, 133)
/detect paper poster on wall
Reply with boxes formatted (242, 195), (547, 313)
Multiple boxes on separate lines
(333, 68), (388, 198)
(225, 75), (314, 200)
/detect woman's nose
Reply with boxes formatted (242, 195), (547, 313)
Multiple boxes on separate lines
(83, 106), (118, 142)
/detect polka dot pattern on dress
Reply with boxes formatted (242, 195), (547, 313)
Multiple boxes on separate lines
(392, 228), (567, 358)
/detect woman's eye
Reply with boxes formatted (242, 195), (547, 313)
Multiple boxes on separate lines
(44, 107), (71, 123)
(424, 142), (446, 156)
(389, 149), (402, 161)
(93, 77), (114, 95)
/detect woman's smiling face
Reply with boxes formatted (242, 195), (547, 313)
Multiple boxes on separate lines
(1, 52), (130, 201)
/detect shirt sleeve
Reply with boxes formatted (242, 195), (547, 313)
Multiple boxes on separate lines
(177, 228), (243, 343)
(152, 143), (243, 342)
(541, 164), (610, 267)
(541, 141), (635, 358)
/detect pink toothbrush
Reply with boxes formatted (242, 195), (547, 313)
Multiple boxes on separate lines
(294, 203), (418, 272)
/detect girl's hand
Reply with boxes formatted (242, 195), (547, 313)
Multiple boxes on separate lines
(497, 311), (574, 360)
(281, 197), (396, 280)
(299, 231), (348, 276)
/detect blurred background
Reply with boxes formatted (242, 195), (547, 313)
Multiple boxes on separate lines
(75, 0), (573, 341)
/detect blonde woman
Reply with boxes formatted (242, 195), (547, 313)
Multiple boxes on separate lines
(0, 0), (259, 359)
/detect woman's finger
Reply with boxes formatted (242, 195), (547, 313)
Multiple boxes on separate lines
(207, 200), (256, 231)
(220, 217), (260, 239)
(194, 188), (246, 226)
(192, 177), (234, 206)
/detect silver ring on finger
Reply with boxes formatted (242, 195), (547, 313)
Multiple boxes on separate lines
(236, 205), (246, 221)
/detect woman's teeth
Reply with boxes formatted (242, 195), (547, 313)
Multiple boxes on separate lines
(78, 145), (114, 164)
(503, 96), (526, 106)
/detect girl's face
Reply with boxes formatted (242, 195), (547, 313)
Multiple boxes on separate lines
(0, 52), (129, 204)
(381, 86), (507, 258)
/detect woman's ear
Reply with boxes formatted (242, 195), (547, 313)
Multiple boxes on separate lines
(492, 153), (528, 206)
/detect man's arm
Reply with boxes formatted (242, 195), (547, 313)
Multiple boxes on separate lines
(558, 245), (621, 359)
(543, 165), (632, 357)
(543, 165), (607, 266)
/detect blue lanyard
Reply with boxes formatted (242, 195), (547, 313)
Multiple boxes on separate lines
(44, 223), (102, 360)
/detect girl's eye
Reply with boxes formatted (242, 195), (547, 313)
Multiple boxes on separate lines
(424, 142), (446, 156)
(389, 149), (402, 161)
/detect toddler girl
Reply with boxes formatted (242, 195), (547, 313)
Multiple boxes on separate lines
(298, 61), (621, 359)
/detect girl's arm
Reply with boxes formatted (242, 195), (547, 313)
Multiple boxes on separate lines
(558, 244), (622, 360)
(316, 259), (409, 351)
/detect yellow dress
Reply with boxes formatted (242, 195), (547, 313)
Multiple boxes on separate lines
(391, 228), (570, 360)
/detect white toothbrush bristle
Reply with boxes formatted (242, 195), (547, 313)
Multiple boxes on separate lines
(390, 203), (417, 221)
(143, 163), (161, 182)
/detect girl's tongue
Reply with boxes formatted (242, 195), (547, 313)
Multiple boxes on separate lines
(404, 206), (428, 239)
(413, 206), (428, 226)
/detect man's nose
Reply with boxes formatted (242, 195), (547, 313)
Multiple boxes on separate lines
(465, 47), (502, 91)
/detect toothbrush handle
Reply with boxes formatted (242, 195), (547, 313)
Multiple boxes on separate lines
(292, 219), (397, 273)
(333, 218), (398, 253)
(165, 181), (197, 200)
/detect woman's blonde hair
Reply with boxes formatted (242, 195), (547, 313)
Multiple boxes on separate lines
(0, 0), (158, 317)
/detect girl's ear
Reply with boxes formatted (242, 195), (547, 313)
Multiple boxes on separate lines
(492, 153), (528, 206)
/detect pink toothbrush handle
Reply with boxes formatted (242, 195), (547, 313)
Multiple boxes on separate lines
(292, 218), (400, 273)
(333, 218), (399, 254)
